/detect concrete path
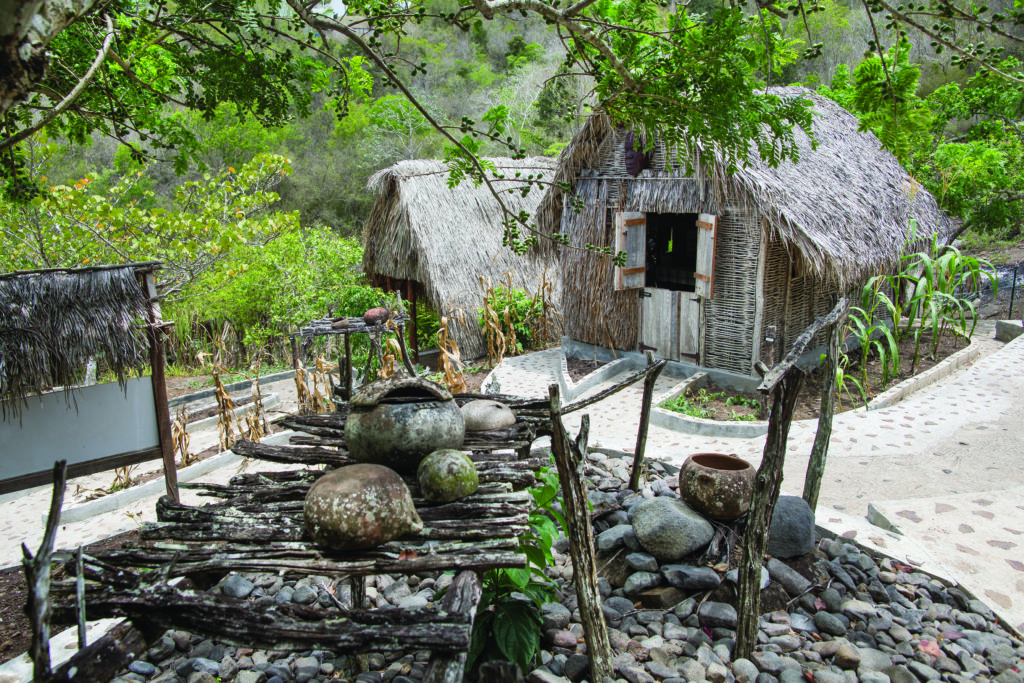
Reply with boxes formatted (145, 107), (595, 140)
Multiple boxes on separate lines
(488, 322), (1024, 633)
(1, 324), (1021, 635)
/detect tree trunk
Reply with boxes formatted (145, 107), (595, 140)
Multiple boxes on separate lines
(548, 385), (613, 682)
(735, 372), (804, 660)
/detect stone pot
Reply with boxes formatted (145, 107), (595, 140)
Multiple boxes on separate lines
(345, 375), (465, 474)
(678, 453), (755, 521)
(304, 463), (422, 550)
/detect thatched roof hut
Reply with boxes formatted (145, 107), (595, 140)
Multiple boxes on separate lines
(363, 157), (560, 359)
(537, 87), (955, 375)
(0, 263), (156, 417)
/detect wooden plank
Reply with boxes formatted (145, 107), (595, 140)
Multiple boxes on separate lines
(640, 288), (674, 359)
(46, 619), (148, 683)
(143, 272), (179, 502)
(614, 211), (646, 291)
(678, 294), (700, 359)
(423, 571), (483, 683)
(0, 446), (163, 496)
(695, 213), (717, 300)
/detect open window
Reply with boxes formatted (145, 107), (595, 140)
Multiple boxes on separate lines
(614, 211), (716, 299)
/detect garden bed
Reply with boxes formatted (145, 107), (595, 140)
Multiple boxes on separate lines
(661, 330), (970, 422)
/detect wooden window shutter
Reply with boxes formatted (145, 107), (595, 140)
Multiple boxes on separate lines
(695, 213), (717, 299)
(614, 211), (646, 290)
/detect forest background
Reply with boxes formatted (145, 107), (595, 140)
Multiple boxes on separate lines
(1, 0), (1022, 373)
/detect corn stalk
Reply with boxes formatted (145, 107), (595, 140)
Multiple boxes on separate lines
(437, 315), (467, 394)
(172, 405), (197, 468)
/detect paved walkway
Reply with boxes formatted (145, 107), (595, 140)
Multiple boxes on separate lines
(489, 324), (1024, 633)
(1, 325), (1022, 635)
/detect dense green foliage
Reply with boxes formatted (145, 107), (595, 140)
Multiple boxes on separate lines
(1, 0), (1022, 371)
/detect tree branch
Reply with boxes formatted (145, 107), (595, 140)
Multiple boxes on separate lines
(0, 14), (116, 153)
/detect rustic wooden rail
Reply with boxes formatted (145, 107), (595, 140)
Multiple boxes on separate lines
(44, 410), (543, 683)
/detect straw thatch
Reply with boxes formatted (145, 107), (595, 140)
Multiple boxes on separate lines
(363, 157), (560, 359)
(538, 86), (954, 290)
(0, 264), (155, 418)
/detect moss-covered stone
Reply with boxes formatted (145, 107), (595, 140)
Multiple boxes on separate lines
(304, 464), (423, 550)
(417, 449), (479, 503)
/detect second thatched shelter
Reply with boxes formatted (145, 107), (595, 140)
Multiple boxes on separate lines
(363, 157), (560, 360)
(537, 87), (955, 376)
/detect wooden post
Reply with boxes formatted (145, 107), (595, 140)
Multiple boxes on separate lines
(344, 331), (353, 400)
(143, 271), (179, 502)
(395, 322), (417, 375)
(75, 546), (87, 648)
(735, 372), (804, 659)
(290, 335), (299, 371)
(422, 570), (483, 683)
(629, 353), (667, 492)
(803, 298), (849, 512)
(408, 280), (419, 364)
(23, 460), (67, 681)
(734, 298), (848, 660)
(548, 384), (613, 682)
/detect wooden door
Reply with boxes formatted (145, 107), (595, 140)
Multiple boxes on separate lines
(641, 289), (701, 361)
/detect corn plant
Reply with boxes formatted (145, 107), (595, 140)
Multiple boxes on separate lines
(895, 241), (996, 371)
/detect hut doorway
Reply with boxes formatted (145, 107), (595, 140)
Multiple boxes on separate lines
(614, 211), (716, 362)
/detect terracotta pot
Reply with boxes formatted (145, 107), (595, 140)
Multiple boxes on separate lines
(678, 453), (755, 521)
(345, 375), (465, 474)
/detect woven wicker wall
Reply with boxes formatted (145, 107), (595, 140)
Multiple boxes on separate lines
(702, 207), (761, 374)
(760, 236), (790, 364)
(561, 178), (640, 350)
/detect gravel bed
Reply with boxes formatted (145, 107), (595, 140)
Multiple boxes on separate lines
(108, 452), (1023, 683)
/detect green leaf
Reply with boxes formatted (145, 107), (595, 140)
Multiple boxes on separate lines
(493, 601), (541, 671)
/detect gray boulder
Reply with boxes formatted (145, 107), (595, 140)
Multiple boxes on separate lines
(631, 498), (714, 561)
(767, 496), (815, 558)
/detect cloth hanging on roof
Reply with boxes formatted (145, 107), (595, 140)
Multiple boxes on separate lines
(624, 131), (652, 177)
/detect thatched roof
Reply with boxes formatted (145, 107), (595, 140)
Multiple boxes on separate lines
(0, 263), (156, 418)
(363, 157), (560, 359)
(538, 86), (955, 288)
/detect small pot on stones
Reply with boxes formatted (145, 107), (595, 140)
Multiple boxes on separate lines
(678, 453), (755, 521)
(345, 375), (465, 474)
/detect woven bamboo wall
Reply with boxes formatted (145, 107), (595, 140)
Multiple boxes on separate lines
(702, 207), (761, 374)
(760, 236), (791, 364)
(561, 178), (640, 350)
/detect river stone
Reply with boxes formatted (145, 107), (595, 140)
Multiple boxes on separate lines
(767, 496), (815, 558)
(631, 498), (714, 561)
(363, 307), (391, 325)
(461, 399), (516, 431)
(417, 449), (479, 503)
(662, 564), (721, 591)
(304, 464), (423, 550)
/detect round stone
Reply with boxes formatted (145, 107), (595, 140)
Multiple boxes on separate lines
(767, 495), (815, 558)
(461, 399), (516, 431)
(631, 498), (714, 561)
(304, 464), (423, 550)
(417, 449), (479, 503)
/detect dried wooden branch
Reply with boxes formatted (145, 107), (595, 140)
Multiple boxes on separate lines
(548, 386), (613, 682)
(422, 571), (484, 683)
(629, 354), (667, 492)
(22, 460), (67, 680)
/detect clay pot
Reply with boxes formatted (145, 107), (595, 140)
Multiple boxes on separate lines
(363, 307), (391, 325)
(677, 453), (755, 521)
(461, 399), (516, 431)
(345, 375), (465, 474)
(304, 463), (423, 550)
(417, 449), (479, 503)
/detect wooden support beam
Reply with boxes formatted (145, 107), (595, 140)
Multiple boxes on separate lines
(548, 385), (613, 682)
(735, 370), (804, 660)
(629, 353), (667, 492)
(734, 299), (846, 662)
(803, 297), (849, 512)
(143, 272), (179, 502)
